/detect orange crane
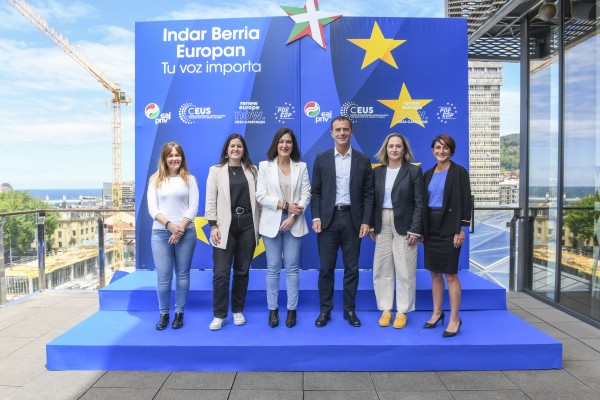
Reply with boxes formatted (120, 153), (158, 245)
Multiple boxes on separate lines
(7, 0), (130, 271)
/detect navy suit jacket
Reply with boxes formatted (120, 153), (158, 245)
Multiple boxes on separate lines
(372, 163), (424, 235)
(311, 148), (374, 231)
(423, 161), (472, 237)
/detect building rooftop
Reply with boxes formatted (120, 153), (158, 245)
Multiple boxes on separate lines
(0, 289), (599, 399)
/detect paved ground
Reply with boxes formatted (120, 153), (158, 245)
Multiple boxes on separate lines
(0, 290), (599, 400)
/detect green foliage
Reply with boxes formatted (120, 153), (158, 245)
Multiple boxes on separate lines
(500, 133), (520, 172)
(564, 193), (600, 248)
(0, 191), (58, 256)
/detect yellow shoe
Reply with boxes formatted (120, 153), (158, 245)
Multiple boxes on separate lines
(393, 313), (407, 329)
(378, 310), (392, 327)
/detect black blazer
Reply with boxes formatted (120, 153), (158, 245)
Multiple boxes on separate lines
(372, 163), (424, 235)
(311, 148), (374, 231)
(423, 161), (472, 237)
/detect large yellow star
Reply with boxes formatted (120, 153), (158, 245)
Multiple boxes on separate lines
(194, 217), (210, 245)
(347, 21), (406, 69)
(378, 83), (433, 128)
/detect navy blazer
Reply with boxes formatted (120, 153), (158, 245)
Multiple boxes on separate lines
(423, 161), (472, 237)
(372, 163), (424, 235)
(311, 148), (374, 231)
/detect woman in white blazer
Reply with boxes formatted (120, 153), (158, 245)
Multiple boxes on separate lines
(205, 134), (260, 331)
(256, 128), (311, 328)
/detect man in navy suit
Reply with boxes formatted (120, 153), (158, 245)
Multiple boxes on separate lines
(311, 116), (374, 327)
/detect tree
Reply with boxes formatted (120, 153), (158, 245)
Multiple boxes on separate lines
(563, 193), (600, 249)
(0, 191), (58, 256)
(500, 133), (520, 172)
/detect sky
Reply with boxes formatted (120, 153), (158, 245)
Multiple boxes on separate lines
(0, 0), (518, 189)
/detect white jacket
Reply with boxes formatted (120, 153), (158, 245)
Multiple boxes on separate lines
(256, 158), (311, 238)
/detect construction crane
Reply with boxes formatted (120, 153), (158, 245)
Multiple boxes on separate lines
(7, 0), (130, 271)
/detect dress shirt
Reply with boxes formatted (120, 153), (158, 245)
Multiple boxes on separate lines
(334, 147), (352, 206)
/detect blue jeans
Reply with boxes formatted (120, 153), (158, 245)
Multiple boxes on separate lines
(262, 218), (302, 310)
(151, 228), (197, 314)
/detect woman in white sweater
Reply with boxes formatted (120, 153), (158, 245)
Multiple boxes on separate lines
(147, 142), (199, 330)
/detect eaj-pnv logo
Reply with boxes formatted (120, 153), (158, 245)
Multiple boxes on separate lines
(145, 103), (160, 119)
(304, 101), (320, 117)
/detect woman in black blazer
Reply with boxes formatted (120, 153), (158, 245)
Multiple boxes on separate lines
(422, 134), (471, 337)
(370, 134), (423, 329)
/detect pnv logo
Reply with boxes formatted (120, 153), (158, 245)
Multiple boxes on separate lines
(145, 103), (160, 119)
(304, 101), (320, 117)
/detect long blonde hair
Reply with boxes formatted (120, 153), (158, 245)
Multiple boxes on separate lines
(150, 142), (191, 188)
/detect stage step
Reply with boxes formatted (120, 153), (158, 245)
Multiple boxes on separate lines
(99, 269), (507, 312)
(46, 309), (561, 371)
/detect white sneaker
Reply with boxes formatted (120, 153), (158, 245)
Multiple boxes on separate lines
(209, 317), (226, 331)
(233, 312), (246, 326)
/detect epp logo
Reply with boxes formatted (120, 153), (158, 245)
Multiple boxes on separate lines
(145, 103), (160, 119)
(304, 101), (320, 118)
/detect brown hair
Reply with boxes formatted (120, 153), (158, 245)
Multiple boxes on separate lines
(150, 142), (191, 188)
(267, 127), (301, 162)
(218, 133), (257, 178)
(431, 134), (456, 156)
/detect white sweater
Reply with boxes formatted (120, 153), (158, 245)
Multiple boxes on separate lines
(147, 176), (199, 230)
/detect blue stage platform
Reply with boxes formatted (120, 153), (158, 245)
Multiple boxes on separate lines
(46, 269), (562, 371)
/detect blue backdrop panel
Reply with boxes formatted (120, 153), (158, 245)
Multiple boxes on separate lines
(135, 16), (468, 270)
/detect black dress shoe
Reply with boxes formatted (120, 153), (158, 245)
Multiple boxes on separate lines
(344, 311), (361, 327)
(156, 313), (169, 330)
(286, 309), (297, 328)
(171, 312), (184, 329)
(269, 309), (279, 328)
(442, 318), (462, 338)
(315, 312), (330, 327)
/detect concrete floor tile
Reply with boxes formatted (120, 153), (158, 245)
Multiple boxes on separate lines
(26, 370), (104, 388)
(304, 372), (373, 391)
(79, 387), (159, 400)
(529, 322), (571, 339)
(507, 297), (553, 309)
(0, 385), (20, 399)
(559, 338), (600, 361)
(370, 372), (445, 392)
(163, 372), (235, 390)
(504, 369), (589, 391)
(0, 355), (47, 386)
(233, 372), (303, 390)
(0, 336), (35, 358)
(508, 309), (543, 323)
(524, 389), (600, 400)
(7, 385), (88, 400)
(581, 338), (600, 352)
(303, 390), (378, 400)
(0, 305), (42, 321)
(93, 371), (169, 389)
(53, 297), (99, 309)
(154, 388), (230, 400)
(0, 318), (62, 338)
(229, 390), (304, 400)
(377, 391), (454, 400)
(563, 360), (600, 391)
(550, 321), (600, 339)
(526, 308), (581, 323)
(436, 371), (517, 391)
(450, 390), (529, 400)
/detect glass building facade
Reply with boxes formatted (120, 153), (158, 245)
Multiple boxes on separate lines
(448, 0), (600, 326)
(526, 0), (600, 324)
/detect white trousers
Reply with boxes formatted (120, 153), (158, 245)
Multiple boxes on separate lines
(373, 209), (417, 313)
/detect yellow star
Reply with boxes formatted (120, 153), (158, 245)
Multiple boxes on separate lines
(253, 237), (265, 258)
(347, 21), (406, 69)
(378, 83), (433, 128)
(194, 217), (210, 245)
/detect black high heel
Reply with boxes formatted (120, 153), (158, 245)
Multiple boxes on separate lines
(423, 311), (445, 329)
(442, 318), (462, 337)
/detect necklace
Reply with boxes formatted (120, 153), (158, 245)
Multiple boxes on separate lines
(229, 165), (241, 175)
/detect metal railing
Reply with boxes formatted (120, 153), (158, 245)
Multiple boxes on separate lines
(0, 208), (129, 306)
